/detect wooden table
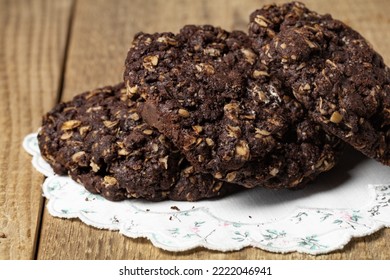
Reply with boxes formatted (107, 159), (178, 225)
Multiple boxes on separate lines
(1, 0), (389, 260)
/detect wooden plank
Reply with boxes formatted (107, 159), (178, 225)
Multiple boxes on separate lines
(0, 0), (74, 259)
(37, 0), (390, 259)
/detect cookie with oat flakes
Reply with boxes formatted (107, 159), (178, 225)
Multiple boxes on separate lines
(124, 25), (342, 189)
(38, 83), (241, 201)
(249, 1), (390, 166)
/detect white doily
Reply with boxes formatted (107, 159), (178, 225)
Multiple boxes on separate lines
(24, 133), (390, 255)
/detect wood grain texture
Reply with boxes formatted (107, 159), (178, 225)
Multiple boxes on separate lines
(0, 0), (73, 259)
(35, 0), (390, 259)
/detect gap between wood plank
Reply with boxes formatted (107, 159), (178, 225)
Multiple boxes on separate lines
(32, 0), (77, 260)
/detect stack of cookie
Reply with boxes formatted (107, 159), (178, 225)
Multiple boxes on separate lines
(38, 2), (389, 202)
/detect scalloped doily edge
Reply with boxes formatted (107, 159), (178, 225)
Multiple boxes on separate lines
(24, 132), (390, 255)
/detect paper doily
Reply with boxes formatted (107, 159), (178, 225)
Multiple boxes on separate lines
(24, 133), (390, 255)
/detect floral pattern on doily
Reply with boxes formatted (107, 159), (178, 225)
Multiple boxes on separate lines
(23, 133), (390, 255)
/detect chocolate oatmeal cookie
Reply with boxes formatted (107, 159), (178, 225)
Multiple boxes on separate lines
(38, 83), (240, 201)
(124, 25), (342, 188)
(249, 1), (390, 166)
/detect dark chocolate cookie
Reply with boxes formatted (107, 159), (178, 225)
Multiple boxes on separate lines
(249, 1), (390, 166)
(38, 83), (241, 201)
(124, 25), (342, 188)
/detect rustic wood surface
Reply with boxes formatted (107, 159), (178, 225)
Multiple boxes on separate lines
(0, 0), (73, 259)
(0, 0), (389, 259)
